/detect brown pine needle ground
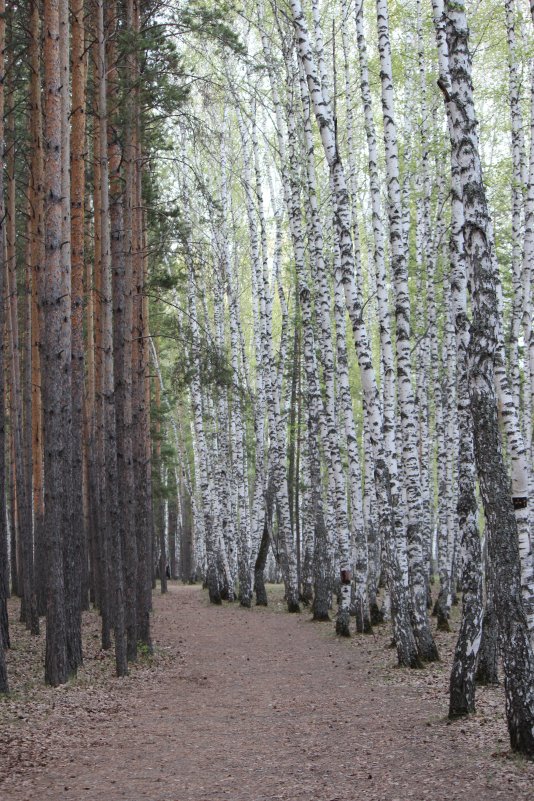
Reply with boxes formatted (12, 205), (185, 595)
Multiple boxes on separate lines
(1, 584), (533, 801)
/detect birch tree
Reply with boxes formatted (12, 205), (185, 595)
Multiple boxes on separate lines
(289, 0), (419, 664)
(374, 0), (438, 663)
(442, 0), (534, 754)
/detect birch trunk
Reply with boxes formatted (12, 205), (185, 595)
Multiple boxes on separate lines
(504, 0), (525, 418)
(432, 2), (484, 714)
(443, 0), (534, 754)
(295, 56), (355, 635)
(220, 133), (252, 606)
(185, 220), (221, 604)
(290, 0), (419, 665)
(236, 96), (299, 612)
(374, 0), (438, 663)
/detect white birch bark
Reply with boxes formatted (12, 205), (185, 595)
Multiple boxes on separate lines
(212, 262), (238, 599)
(295, 55), (357, 635)
(505, 0), (526, 418)
(442, 0), (534, 753)
(431, 17), (485, 711)
(374, 0), (438, 662)
(299, 424), (315, 605)
(184, 215), (221, 602)
(236, 104), (300, 611)
(333, 246), (369, 632)
(354, 0), (409, 626)
(341, 0), (365, 305)
(415, 0), (434, 598)
(363, 413), (382, 623)
(219, 131), (253, 607)
(201, 369), (235, 599)
(289, 0), (419, 665)
(524, 51), (534, 459)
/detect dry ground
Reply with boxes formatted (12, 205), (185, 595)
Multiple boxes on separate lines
(1, 583), (534, 801)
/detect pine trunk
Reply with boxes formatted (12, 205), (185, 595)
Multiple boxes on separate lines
(70, 0), (88, 642)
(42, 0), (69, 686)
(0, 0), (8, 694)
(97, 0), (127, 677)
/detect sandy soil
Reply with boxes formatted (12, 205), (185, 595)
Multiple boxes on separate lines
(1, 583), (534, 801)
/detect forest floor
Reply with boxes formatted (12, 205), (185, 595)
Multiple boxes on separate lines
(1, 584), (534, 801)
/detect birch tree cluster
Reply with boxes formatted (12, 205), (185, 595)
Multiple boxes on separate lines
(150, 0), (534, 755)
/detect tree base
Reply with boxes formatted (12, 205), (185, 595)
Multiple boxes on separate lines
(399, 653), (424, 669)
(370, 602), (384, 626)
(475, 670), (499, 687)
(418, 639), (440, 663)
(208, 587), (222, 605)
(448, 702), (473, 719)
(336, 609), (351, 637)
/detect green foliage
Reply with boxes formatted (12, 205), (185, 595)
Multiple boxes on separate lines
(144, 0), (532, 525)
(137, 642), (153, 660)
(178, 1), (245, 55)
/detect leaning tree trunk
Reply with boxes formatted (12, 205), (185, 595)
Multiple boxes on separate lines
(443, 0), (534, 755)
(254, 478), (276, 608)
(476, 542), (499, 686)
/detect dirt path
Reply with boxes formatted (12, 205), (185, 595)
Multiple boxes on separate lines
(2, 584), (534, 801)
